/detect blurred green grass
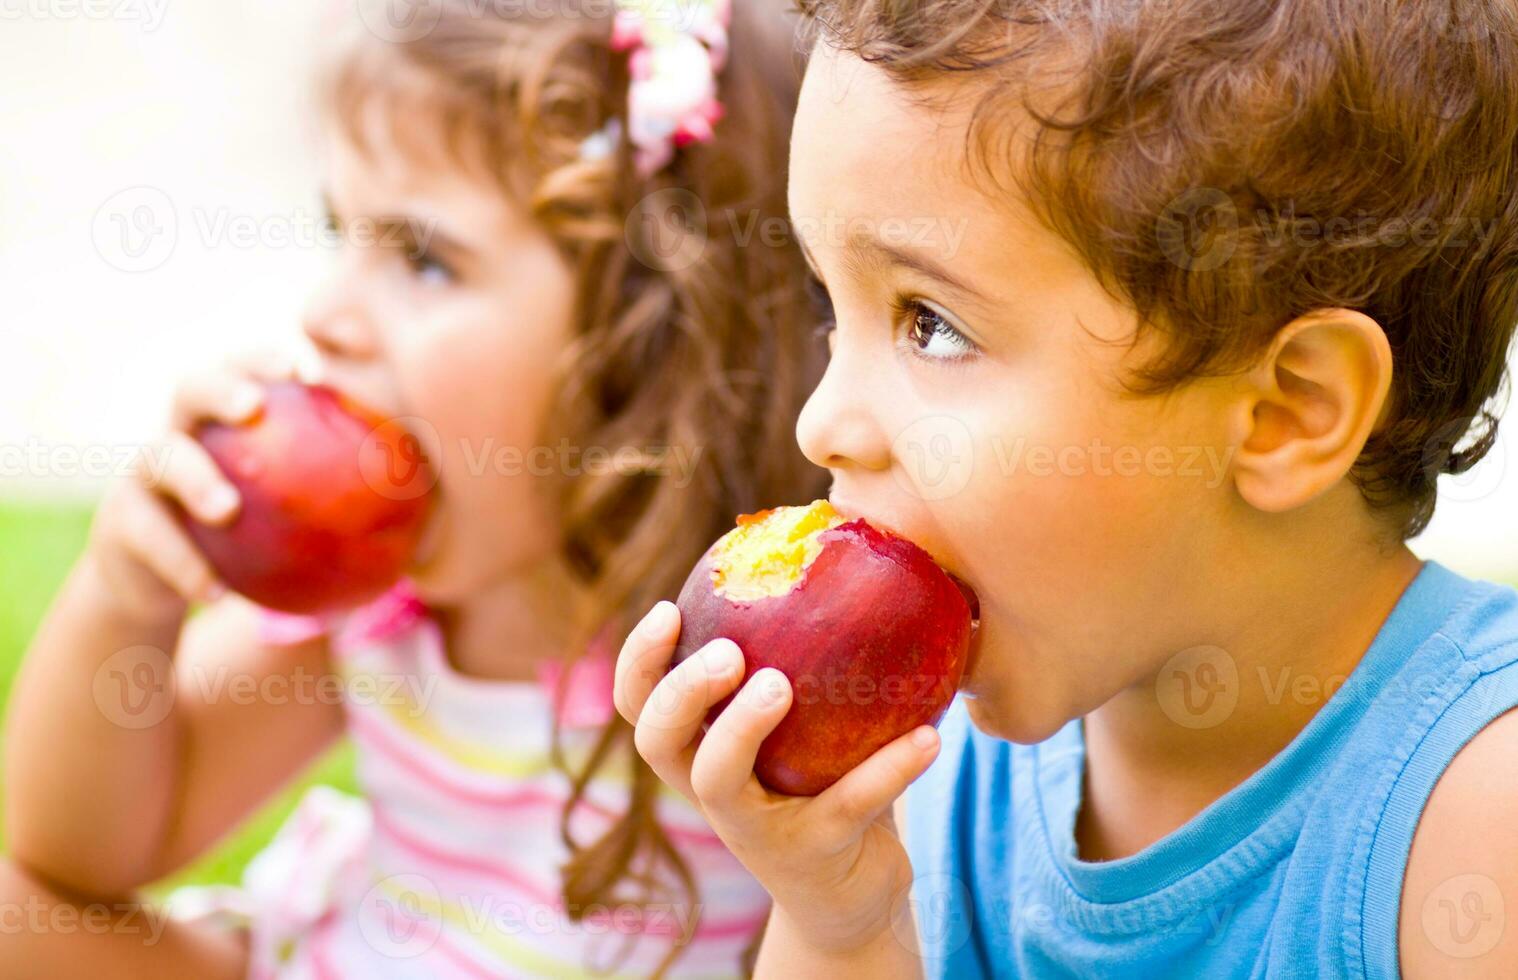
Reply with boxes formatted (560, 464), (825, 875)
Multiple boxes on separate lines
(0, 500), (358, 900)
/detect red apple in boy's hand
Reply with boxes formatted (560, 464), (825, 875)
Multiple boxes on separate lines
(673, 500), (976, 796)
(183, 381), (435, 615)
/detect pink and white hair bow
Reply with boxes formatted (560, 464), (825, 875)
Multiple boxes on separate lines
(588, 0), (734, 177)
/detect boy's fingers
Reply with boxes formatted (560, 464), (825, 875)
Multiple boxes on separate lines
(633, 640), (746, 799)
(816, 725), (940, 833)
(634, 638), (745, 747)
(612, 601), (682, 723)
(689, 668), (792, 810)
(143, 434), (240, 526)
(171, 372), (265, 430)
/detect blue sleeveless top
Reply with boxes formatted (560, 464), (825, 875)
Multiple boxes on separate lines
(904, 560), (1518, 978)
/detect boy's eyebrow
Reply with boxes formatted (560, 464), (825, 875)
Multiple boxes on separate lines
(794, 222), (989, 305)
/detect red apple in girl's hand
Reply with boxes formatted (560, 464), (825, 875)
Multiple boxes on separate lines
(673, 500), (976, 796)
(184, 382), (434, 615)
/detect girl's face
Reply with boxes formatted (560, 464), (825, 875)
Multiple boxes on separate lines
(790, 44), (1245, 743)
(305, 111), (577, 603)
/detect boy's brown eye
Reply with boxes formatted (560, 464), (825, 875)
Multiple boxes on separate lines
(908, 306), (935, 345)
(904, 300), (976, 361)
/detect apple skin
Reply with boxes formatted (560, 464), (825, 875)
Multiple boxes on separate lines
(673, 516), (973, 797)
(183, 382), (434, 615)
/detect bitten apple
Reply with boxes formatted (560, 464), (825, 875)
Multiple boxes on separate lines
(673, 500), (975, 796)
(183, 382), (434, 614)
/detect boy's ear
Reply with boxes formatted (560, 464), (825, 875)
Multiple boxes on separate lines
(1228, 308), (1393, 513)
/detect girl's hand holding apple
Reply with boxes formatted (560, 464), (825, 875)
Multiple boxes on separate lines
(85, 353), (294, 622)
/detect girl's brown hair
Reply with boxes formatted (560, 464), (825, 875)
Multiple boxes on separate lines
(325, 1), (827, 972)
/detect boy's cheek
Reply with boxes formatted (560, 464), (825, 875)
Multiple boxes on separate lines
(946, 446), (1203, 687)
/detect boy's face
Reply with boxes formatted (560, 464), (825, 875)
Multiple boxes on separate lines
(790, 43), (1244, 742)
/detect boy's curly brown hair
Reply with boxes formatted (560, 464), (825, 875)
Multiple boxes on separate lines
(797, 0), (1518, 539)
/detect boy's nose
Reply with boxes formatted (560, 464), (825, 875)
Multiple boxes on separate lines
(796, 343), (893, 473)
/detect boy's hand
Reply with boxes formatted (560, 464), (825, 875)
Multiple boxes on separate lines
(86, 352), (296, 622)
(614, 600), (941, 956)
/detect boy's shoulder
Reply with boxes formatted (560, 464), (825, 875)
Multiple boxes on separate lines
(1398, 687), (1518, 976)
(1365, 565), (1518, 977)
(1433, 567), (1518, 664)
(902, 565), (1518, 976)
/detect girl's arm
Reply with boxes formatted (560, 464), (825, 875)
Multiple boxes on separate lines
(3, 357), (345, 899)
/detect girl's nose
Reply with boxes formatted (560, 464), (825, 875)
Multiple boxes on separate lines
(795, 336), (893, 473)
(301, 271), (379, 360)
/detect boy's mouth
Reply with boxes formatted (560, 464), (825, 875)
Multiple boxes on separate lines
(949, 570), (982, 633)
(828, 493), (983, 688)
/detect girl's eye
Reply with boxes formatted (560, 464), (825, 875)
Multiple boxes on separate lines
(403, 247), (454, 286)
(902, 300), (977, 361)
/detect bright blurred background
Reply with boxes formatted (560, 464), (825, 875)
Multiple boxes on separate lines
(1, 4), (1515, 896)
(1, 1), (345, 900)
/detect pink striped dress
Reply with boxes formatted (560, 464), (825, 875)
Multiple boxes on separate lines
(166, 583), (771, 979)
